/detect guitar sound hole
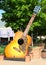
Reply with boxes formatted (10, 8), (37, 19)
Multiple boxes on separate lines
(18, 38), (24, 45)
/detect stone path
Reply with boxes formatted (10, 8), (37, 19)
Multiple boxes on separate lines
(0, 58), (46, 65)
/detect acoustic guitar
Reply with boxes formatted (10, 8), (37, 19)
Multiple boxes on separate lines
(4, 5), (41, 58)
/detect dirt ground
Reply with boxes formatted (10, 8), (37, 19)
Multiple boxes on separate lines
(0, 58), (46, 65)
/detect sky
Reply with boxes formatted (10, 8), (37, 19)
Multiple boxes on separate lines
(0, 9), (5, 27)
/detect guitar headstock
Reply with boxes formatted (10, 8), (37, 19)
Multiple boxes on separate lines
(33, 6), (41, 14)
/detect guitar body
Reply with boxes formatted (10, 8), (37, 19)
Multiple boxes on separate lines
(4, 31), (32, 58)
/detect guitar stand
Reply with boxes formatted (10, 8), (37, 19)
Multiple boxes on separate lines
(4, 53), (31, 62)
(4, 57), (25, 61)
(4, 56), (31, 62)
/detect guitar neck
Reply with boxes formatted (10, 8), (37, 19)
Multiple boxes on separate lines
(23, 13), (36, 37)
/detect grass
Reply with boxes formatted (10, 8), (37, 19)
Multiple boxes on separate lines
(0, 45), (6, 55)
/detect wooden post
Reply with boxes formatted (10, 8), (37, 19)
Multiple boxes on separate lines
(25, 55), (31, 62)
(0, 55), (4, 60)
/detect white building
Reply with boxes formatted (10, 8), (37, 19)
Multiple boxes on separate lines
(0, 27), (14, 43)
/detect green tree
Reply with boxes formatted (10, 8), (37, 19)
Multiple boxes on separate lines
(30, 0), (46, 36)
(1, 0), (46, 35)
(0, 0), (5, 9)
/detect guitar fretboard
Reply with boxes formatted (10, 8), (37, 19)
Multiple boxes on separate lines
(23, 13), (36, 37)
